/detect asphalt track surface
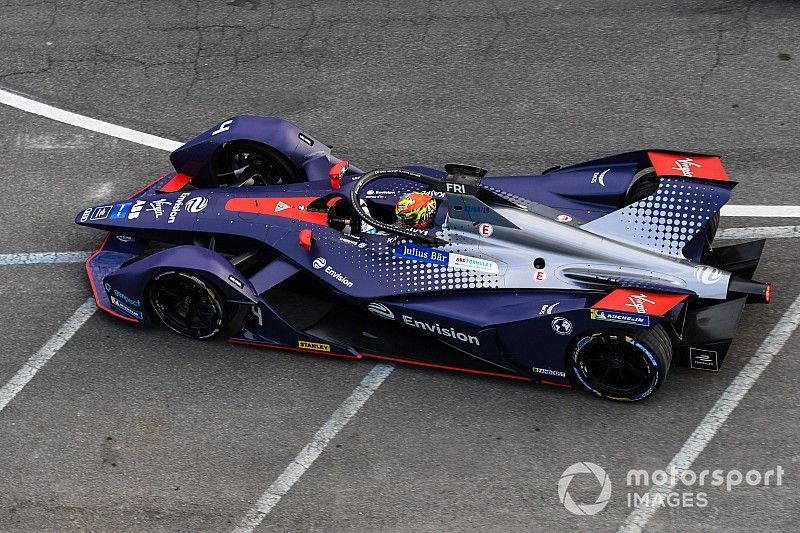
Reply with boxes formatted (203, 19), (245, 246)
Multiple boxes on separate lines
(0, 1), (799, 531)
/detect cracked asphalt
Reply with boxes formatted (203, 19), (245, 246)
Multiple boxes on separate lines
(1, 1), (799, 531)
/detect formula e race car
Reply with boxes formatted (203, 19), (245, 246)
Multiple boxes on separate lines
(76, 116), (771, 402)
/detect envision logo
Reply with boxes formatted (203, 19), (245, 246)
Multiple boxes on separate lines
(312, 257), (353, 287)
(368, 302), (394, 320)
(558, 462), (612, 516)
(184, 196), (208, 213)
(323, 265), (353, 287)
(693, 265), (724, 285)
(168, 192), (190, 224)
(401, 315), (479, 345)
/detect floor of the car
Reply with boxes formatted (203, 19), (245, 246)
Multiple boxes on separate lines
(306, 302), (524, 377)
(261, 275), (336, 331)
(263, 273), (524, 377)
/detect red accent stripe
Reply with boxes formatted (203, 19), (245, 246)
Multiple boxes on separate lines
(228, 341), (581, 387)
(158, 172), (192, 193)
(299, 228), (314, 251)
(225, 197), (329, 225)
(647, 151), (729, 181)
(363, 352), (532, 381)
(229, 339), (533, 381)
(541, 379), (572, 389)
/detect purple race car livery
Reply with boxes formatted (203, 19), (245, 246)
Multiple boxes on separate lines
(76, 116), (771, 401)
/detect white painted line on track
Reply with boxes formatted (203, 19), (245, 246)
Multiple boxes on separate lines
(0, 225), (791, 268)
(0, 251), (91, 265)
(0, 225), (792, 267)
(618, 292), (800, 533)
(233, 363), (395, 533)
(0, 88), (181, 152)
(720, 205), (800, 218)
(0, 224), (796, 268)
(1, 87), (800, 218)
(0, 298), (96, 413)
(0, 225), (796, 269)
(717, 225), (800, 240)
(0, 88), (795, 529)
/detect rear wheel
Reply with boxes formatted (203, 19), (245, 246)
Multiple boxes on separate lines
(148, 271), (245, 339)
(624, 167), (661, 205)
(569, 325), (672, 402)
(214, 141), (301, 186)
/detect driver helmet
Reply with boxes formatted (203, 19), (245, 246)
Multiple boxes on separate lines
(395, 191), (437, 229)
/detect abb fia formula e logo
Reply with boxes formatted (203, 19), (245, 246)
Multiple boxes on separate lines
(558, 462), (612, 516)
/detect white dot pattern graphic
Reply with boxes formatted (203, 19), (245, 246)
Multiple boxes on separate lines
(617, 178), (723, 257)
(308, 223), (504, 295)
(352, 231), (503, 294)
(485, 186), (535, 209)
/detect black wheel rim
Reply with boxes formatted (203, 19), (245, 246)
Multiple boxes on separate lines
(222, 149), (288, 186)
(574, 334), (657, 398)
(149, 273), (223, 339)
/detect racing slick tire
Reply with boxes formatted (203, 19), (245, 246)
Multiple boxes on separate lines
(624, 167), (660, 205)
(569, 324), (672, 402)
(147, 270), (247, 340)
(213, 140), (302, 186)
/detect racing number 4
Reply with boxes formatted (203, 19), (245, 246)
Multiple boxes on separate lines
(212, 120), (233, 136)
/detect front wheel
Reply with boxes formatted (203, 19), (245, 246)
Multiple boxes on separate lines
(147, 271), (245, 339)
(213, 141), (301, 186)
(569, 325), (672, 402)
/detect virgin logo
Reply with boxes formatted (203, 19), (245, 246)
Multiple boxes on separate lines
(625, 294), (656, 314)
(672, 158), (702, 177)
